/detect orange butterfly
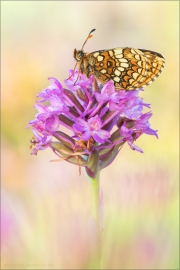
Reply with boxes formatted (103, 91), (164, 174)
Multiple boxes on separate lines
(72, 29), (165, 90)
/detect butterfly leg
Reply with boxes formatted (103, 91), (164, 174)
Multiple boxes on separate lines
(66, 63), (77, 80)
(73, 68), (81, 85)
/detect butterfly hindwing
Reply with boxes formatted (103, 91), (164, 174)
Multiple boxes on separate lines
(86, 47), (165, 90)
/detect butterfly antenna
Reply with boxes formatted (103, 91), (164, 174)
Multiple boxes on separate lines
(81, 28), (96, 50)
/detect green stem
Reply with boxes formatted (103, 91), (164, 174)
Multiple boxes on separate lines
(86, 169), (102, 269)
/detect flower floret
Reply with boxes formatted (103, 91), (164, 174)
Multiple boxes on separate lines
(73, 116), (110, 143)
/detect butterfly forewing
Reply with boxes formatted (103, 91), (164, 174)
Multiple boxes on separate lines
(86, 47), (165, 90)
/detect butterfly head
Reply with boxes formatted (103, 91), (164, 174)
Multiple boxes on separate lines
(74, 49), (85, 62)
(74, 29), (96, 62)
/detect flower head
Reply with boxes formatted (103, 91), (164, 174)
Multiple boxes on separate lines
(28, 71), (158, 177)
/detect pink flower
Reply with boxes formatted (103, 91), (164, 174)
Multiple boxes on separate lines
(27, 70), (158, 176)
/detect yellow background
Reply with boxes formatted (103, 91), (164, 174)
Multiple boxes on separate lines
(1, 1), (179, 269)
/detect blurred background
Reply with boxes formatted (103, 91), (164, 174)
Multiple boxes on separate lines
(1, 1), (179, 269)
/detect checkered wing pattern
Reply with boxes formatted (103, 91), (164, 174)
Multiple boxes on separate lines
(88, 47), (165, 90)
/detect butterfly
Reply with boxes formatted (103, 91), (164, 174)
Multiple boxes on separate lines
(72, 29), (165, 90)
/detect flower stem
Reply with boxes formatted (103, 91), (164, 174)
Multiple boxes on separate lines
(87, 169), (102, 269)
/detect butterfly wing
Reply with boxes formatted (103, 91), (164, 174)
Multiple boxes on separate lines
(88, 47), (165, 90)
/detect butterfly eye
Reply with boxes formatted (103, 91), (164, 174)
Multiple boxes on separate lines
(78, 51), (83, 59)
